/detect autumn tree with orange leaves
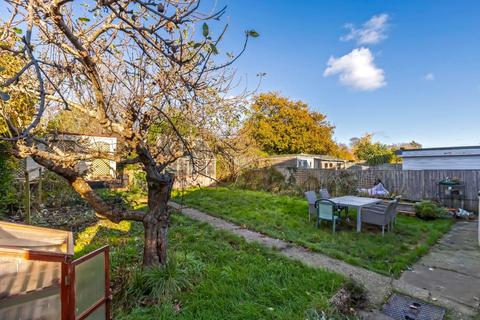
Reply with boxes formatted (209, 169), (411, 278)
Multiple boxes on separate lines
(245, 93), (349, 158)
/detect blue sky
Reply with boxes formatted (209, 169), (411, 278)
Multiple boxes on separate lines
(212, 0), (480, 147)
(1, 1), (478, 147)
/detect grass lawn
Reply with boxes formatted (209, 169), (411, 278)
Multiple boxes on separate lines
(173, 187), (454, 277)
(75, 213), (345, 319)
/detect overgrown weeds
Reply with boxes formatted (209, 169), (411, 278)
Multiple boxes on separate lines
(39, 171), (84, 207)
(329, 281), (367, 315)
(232, 166), (358, 198)
(234, 166), (293, 193)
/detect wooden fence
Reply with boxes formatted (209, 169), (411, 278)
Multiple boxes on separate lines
(287, 168), (480, 212)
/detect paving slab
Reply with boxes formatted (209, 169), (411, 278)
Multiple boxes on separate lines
(399, 221), (480, 313)
(400, 265), (480, 307)
(420, 249), (480, 276)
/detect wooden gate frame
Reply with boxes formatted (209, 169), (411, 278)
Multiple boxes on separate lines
(0, 245), (111, 320)
(62, 246), (111, 320)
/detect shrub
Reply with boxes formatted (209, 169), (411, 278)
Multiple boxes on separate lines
(41, 171), (84, 207)
(414, 200), (448, 220)
(330, 171), (358, 196)
(300, 175), (321, 193)
(234, 167), (290, 193)
(127, 169), (147, 194)
(0, 155), (17, 214)
(234, 166), (358, 197)
(299, 170), (357, 197)
(0, 147), (18, 215)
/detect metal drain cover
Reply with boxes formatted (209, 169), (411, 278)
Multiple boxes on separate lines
(382, 294), (446, 320)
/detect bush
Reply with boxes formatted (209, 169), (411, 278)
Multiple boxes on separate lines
(234, 166), (358, 198)
(234, 167), (290, 193)
(127, 169), (147, 194)
(41, 171), (84, 207)
(414, 200), (448, 220)
(0, 149), (18, 215)
(300, 175), (321, 193)
(299, 170), (357, 197)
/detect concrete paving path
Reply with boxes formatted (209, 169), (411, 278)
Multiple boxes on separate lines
(170, 202), (479, 318)
(399, 221), (480, 315)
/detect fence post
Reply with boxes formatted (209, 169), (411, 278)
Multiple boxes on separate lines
(478, 192), (480, 247)
(24, 169), (31, 225)
(37, 168), (43, 206)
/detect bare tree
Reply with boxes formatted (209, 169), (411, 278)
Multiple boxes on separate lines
(0, 0), (258, 266)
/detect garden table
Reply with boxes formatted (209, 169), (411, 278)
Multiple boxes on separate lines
(329, 196), (382, 232)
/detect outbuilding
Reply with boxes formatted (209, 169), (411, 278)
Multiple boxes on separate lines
(265, 154), (347, 170)
(397, 146), (480, 170)
(26, 133), (118, 181)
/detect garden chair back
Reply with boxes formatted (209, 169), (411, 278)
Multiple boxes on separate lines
(361, 199), (399, 236)
(319, 188), (331, 199)
(320, 188), (350, 218)
(390, 196), (401, 228)
(304, 191), (317, 221)
(315, 199), (340, 233)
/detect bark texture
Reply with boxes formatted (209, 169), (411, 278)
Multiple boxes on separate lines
(143, 172), (174, 266)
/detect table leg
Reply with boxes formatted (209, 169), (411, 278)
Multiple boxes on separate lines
(356, 207), (362, 232)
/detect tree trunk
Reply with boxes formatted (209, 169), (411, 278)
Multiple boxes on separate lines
(142, 172), (174, 267)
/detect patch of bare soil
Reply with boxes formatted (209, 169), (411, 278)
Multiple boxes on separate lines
(330, 281), (368, 315)
(4, 204), (98, 234)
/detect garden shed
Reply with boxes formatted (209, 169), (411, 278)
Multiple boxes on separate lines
(397, 146), (480, 170)
(265, 154), (347, 170)
(27, 133), (118, 182)
(0, 221), (110, 319)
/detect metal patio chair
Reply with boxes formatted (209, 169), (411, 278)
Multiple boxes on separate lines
(315, 199), (341, 234)
(319, 188), (349, 218)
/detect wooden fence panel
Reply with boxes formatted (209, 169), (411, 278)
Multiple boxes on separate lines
(289, 168), (480, 212)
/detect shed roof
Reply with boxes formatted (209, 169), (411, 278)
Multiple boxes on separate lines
(397, 146), (480, 158)
(266, 154), (346, 161)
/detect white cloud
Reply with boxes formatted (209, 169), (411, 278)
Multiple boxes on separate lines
(424, 73), (435, 81)
(341, 13), (389, 45)
(323, 48), (386, 91)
